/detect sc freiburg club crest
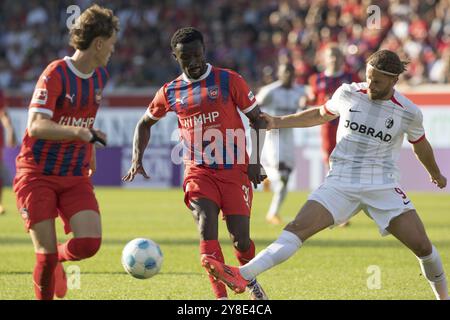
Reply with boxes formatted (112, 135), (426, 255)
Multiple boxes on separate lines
(385, 117), (394, 129)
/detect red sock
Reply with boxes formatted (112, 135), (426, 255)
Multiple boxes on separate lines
(200, 240), (228, 299)
(58, 237), (101, 262)
(234, 239), (255, 266)
(33, 253), (58, 300)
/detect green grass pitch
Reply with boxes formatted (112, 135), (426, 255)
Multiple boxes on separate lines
(0, 188), (449, 300)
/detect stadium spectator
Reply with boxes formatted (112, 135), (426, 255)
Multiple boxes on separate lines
(0, 0), (449, 91)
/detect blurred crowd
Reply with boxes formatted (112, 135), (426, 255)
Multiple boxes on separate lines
(0, 0), (449, 92)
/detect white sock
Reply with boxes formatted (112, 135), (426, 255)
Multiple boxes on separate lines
(417, 245), (449, 300)
(267, 180), (288, 218)
(239, 230), (302, 280)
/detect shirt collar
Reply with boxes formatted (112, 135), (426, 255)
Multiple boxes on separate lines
(181, 63), (212, 83)
(64, 56), (94, 79)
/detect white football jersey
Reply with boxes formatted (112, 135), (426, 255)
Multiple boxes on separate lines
(324, 82), (425, 186)
(257, 80), (307, 168)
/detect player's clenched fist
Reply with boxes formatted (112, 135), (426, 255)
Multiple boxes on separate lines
(431, 174), (447, 189)
(247, 163), (267, 189)
(259, 112), (278, 130)
(122, 161), (150, 182)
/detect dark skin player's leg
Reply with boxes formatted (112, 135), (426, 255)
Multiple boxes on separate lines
(190, 199), (252, 252)
(226, 215), (251, 252)
(189, 198), (220, 241)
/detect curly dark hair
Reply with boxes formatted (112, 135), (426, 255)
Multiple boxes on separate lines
(69, 4), (120, 51)
(170, 27), (204, 50)
(366, 50), (409, 75)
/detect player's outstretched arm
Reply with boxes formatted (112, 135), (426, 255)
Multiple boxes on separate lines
(245, 106), (268, 188)
(122, 113), (157, 182)
(412, 137), (447, 189)
(261, 106), (337, 130)
(28, 111), (106, 145)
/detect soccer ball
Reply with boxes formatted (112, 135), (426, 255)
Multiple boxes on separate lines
(121, 238), (163, 279)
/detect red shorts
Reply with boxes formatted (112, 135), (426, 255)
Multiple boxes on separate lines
(183, 166), (253, 218)
(321, 118), (339, 164)
(13, 173), (99, 234)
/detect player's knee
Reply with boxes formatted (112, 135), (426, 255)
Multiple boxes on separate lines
(284, 220), (312, 242)
(85, 238), (102, 258)
(72, 237), (102, 260)
(413, 241), (432, 258)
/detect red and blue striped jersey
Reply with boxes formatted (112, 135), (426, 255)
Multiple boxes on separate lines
(308, 71), (360, 106)
(147, 64), (257, 170)
(16, 57), (109, 177)
(308, 71), (360, 126)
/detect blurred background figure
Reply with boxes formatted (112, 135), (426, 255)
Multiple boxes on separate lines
(304, 44), (360, 227)
(0, 88), (17, 214)
(305, 44), (360, 168)
(257, 63), (307, 225)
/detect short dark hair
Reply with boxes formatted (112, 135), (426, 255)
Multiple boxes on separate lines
(366, 50), (409, 75)
(69, 4), (120, 51)
(171, 27), (204, 50)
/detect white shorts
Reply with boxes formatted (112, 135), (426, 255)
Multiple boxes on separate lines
(308, 179), (415, 236)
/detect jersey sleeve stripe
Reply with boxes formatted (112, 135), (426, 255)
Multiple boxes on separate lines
(146, 109), (161, 120)
(29, 107), (54, 117)
(390, 95), (405, 109)
(241, 101), (258, 114)
(408, 134), (425, 144)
